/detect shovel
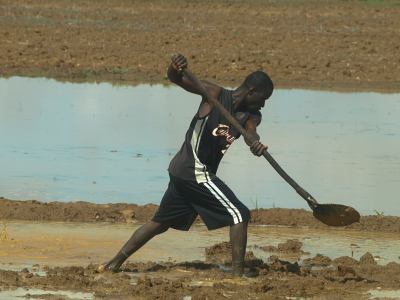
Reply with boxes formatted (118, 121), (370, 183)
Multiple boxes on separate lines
(182, 68), (360, 227)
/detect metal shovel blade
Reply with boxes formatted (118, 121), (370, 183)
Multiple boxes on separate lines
(312, 204), (360, 227)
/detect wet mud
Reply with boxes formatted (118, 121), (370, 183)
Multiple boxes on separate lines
(0, 0), (399, 92)
(1, 201), (399, 298)
(0, 208), (399, 298)
(0, 241), (399, 299)
(1, 198), (400, 234)
(261, 239), (307, 254)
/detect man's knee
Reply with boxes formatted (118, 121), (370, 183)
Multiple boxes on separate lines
(241, 206), (251, 223)
(152, 221), (170, 235)
(156, 225), (169, 235)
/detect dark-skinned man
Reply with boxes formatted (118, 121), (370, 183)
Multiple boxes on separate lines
(98, 53), (274, 277)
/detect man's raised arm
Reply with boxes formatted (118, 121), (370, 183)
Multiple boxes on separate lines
(167, 53), (220, 100)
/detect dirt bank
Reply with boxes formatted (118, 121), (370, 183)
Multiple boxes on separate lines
(0, 241), (399, 299)
(1, 198), (400, 233)
(0, 0), (399, 92)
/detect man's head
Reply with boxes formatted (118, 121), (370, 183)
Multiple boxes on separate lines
(241, 71), (274, 113)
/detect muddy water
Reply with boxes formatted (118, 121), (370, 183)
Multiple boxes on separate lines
(1, 77), (399, 215)
(0, 288), (94, 300)
(368, 289), (400, 299)
(0, 221), (399, 270)
(249, 226), (400, 265)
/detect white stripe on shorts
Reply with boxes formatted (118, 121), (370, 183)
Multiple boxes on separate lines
(208, 181), (243, 223)
(203, 181), (242, 224)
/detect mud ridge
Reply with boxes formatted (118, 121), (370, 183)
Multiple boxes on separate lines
(1, 198), (400, 233)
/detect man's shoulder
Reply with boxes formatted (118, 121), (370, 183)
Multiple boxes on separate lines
(202, 80), (223, 99)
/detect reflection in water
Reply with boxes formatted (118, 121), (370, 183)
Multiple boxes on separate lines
(0, 77), (399, 215)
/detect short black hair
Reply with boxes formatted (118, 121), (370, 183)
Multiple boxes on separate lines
(244, 71), (274, 99)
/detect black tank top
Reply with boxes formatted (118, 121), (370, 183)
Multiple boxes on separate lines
(168, 88), (261, 183)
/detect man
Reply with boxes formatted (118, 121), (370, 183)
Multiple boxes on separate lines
(98, 54), (273, 276)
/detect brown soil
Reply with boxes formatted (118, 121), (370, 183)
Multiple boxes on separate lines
(1, 198), (400, 234)
(261, 239), (306, 254)
(1, 243), (400, 299)
(0, 197), (158, 224)
(1, 2), (399, 298)
(303, 254), (333, 267)
(1, 0), (399, 92)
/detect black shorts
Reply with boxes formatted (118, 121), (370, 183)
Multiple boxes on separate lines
(152, 173), (250, 231)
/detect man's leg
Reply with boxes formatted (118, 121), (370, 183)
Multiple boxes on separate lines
(230, 221), (248, 276)
(186, 176), (251, 277)
(100, 220), (170, 272)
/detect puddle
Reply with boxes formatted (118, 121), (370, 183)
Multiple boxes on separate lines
(0, 221), (399, 270)
(249, 226), (400, 265)
(368, 289), (400, 299)
(123, 268), (197, 286)
(0, 287), (94, 300)
(187, 280), (214, 287)
(0, 77), (400, 216)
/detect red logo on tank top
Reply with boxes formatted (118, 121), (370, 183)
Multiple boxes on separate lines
(212, 124), (236, 153)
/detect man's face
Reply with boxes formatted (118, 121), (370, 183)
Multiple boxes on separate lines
(244, 89), (269, 113)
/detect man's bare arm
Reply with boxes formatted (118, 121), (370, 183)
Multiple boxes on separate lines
(244, 117), (267, 156)
(167, 54), (221, 101)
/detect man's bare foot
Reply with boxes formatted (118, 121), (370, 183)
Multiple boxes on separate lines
(219, 264), (259, 278)
(96, 264), (108, 273)
(97, 251), (128, 273)
(96, 262), (120, 273)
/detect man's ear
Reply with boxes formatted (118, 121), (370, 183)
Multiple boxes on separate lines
(247, 86), (256, 96)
